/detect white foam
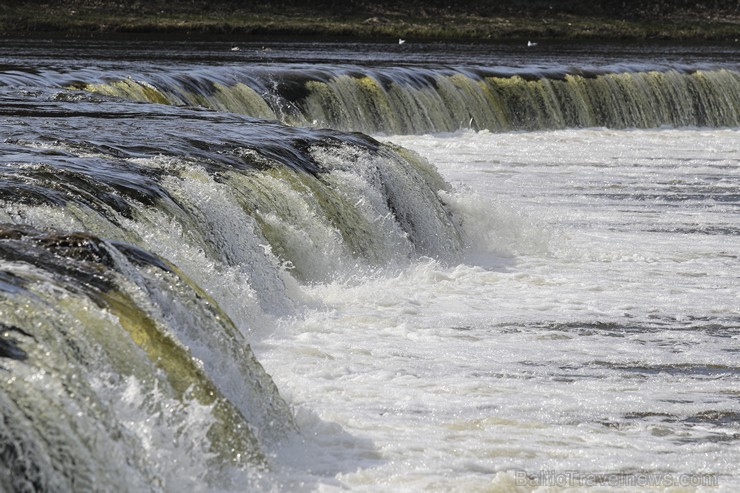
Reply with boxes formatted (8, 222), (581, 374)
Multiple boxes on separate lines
(256, 128), (740, 491)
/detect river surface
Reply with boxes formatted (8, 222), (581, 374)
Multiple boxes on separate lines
(1, 40), (738, 492)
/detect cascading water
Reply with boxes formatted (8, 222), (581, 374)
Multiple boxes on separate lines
(4, 40), (738, 135)
(2, 39), (739, 492)
(76, 67), (740, 133)
(0, 225), (272, 491)
(0, 76), (467, 490)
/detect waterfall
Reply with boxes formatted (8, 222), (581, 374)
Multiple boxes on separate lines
(79, 68), (740, 133)
(0, 225), (281, 490)
(0, 91), (467, 487)
(3, 40), (739, 491)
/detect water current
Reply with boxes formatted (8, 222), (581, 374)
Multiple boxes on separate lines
(1, 39), (738, 492)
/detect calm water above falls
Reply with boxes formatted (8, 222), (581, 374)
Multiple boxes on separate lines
(1, 41), (739, 492)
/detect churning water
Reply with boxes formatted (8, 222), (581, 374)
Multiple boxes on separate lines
(1, 39), (738, 492)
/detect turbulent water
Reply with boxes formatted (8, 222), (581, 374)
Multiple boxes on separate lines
(1, 39), (739, 492)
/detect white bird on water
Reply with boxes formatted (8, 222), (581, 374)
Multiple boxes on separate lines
(398, 38), (405, 45)
(527, 40), (538, 47)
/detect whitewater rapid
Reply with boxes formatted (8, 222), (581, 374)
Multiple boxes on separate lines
(255, 128), (740, 491)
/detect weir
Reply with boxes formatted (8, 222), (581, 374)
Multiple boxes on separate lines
(78, 67), (740, 133)
(2, 41), (739, 491)
(0, 95), (464, 280)
(0, 89), (467, 488)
